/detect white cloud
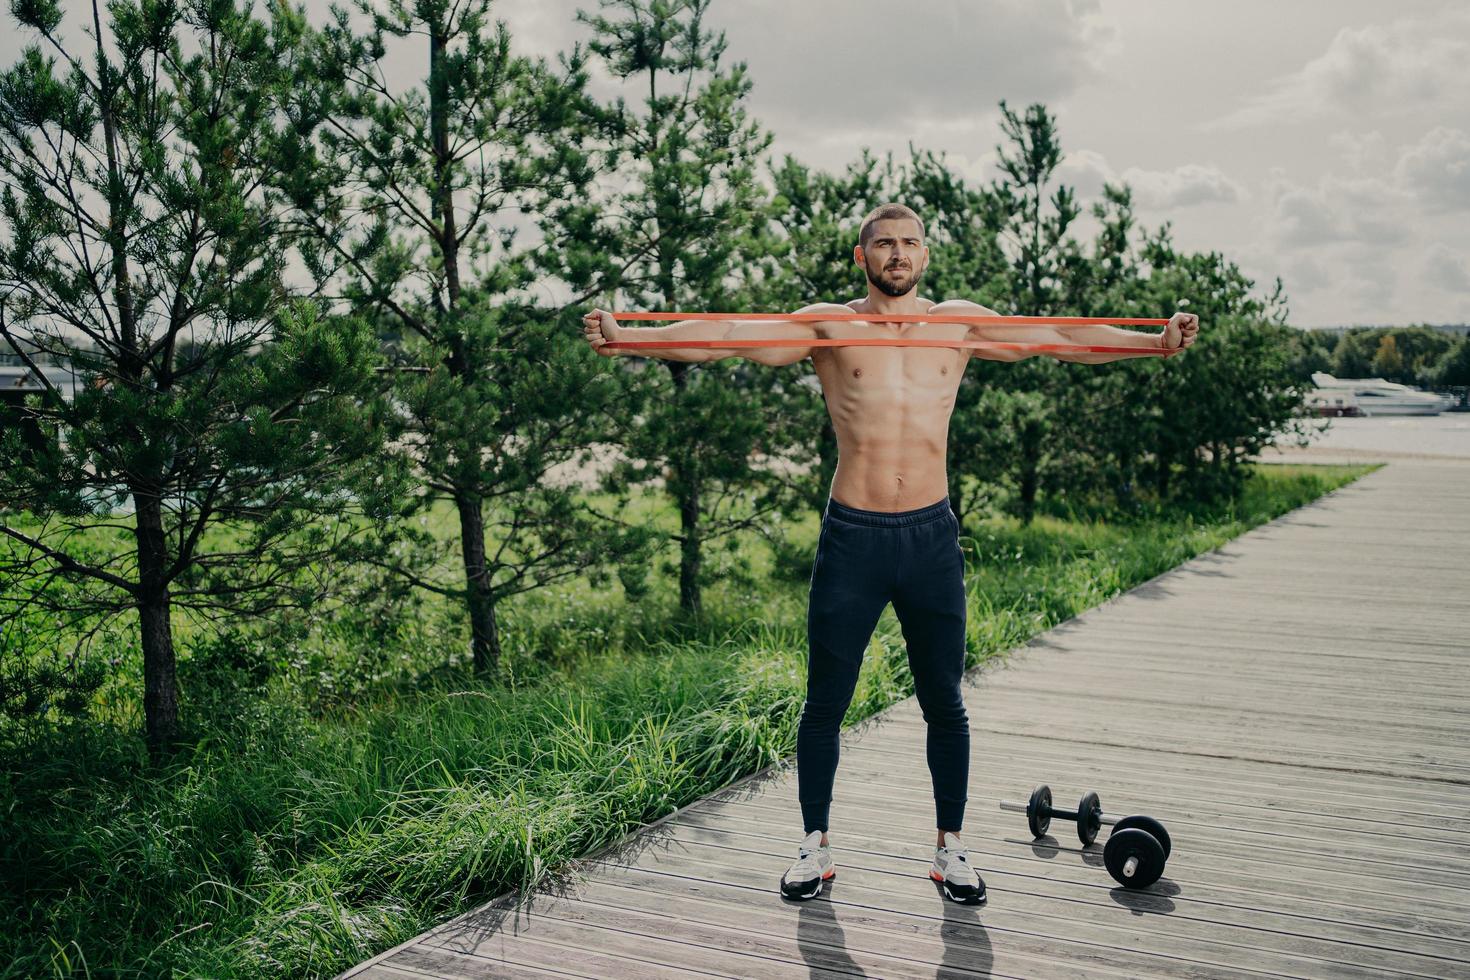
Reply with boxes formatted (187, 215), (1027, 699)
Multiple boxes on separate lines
(709, 0), (1109, 136)
(1393, 126), (1470, 212)
(1051, 152), (1245, 211)
(1055, 148), (1115, 201)
(1201, 10), (1470, 131)
(1327, 129), (1387, 172)
(1423, 243), (1470, 292)
(1281, 254), (1333, 294)
(1264, 169), (1412, 248)
(1120, 163), (1246, 209)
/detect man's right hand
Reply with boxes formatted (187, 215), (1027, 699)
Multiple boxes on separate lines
(582, 308), (621, 356)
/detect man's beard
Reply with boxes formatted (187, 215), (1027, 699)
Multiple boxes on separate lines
(865, 260), (924, 297)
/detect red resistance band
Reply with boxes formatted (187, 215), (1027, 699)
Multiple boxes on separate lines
(604, 312), (1179, 357)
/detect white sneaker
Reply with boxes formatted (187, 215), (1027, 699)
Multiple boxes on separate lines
(779, 830), (834, 900)
(930, 831), (986, 905)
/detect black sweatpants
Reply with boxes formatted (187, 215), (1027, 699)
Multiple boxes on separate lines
(797, 494), (970, 834)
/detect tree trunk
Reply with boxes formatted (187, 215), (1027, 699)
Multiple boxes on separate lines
(1017, 418), (1042, 525)
(666, 362), (702, 616)
(138, 593), (179, 762)
(132, 490), (179, 761)
(429, 25), (461, 307)
(455, 490), (501, 674)
(1018, 458), (1039, 525)
(677, 469), (701, 616)
(1153, 452), (1171, 499)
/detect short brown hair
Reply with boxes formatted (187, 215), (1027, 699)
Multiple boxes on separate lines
(858, 203), (925, 248)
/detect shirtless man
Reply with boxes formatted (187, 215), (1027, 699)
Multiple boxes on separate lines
(580, 202), (1199, 905)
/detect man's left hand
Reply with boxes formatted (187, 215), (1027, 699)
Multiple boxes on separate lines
(1162, 312), (1200, 353)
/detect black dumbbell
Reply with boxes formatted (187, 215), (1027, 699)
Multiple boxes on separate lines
(1104, 815), (1171, 889)
(999, 784), (1116, 846)
(1000, 786), (1173, 888)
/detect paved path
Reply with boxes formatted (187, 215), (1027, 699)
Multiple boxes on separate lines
(338, 459), (1470, 979)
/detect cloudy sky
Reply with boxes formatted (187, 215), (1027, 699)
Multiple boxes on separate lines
(491, 0), (1470, 328)
(6, 0), (1467, 327)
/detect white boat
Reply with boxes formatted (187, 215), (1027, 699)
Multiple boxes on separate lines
(1310, 373), (1445, 416)
(1304, 387), (1362, 417)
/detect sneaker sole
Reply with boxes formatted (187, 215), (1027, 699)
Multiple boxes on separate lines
(780, 868), (835, 900)
(930, 869), (986, 905)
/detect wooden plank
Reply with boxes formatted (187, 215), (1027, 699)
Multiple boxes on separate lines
(682, 798), (1470, 918)
(385, 940), (735, 980)
(667, 810), (1470, 940)
(426, 885), (1075, 980)
(355, 956), (583, 980)
(714, 777), (1470, 884)
(837, 750), (1470, 836)
(546, 863), (1266, 979)
(835, 734), (1470, 814)
(584, 852), (1446, 978)
(599, 838), (1470, 975)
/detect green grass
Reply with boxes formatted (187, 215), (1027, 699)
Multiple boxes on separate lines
(0, 462), (1373, 978)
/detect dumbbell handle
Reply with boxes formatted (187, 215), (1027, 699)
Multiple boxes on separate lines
(999, 799), (1120, 826)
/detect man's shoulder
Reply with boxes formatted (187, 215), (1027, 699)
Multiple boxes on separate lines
(928, 298), (1000, 314)
(798, 301), (860, 314)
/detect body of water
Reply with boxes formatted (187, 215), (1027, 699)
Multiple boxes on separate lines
(1285, 412), (1470, 459)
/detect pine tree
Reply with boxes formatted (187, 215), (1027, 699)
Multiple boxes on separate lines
(991, 100), (1081, 318)
(565, 0), (797, 616)
(978, 100), (1082, 522)
(271, 0), (652, 675)
(0, 0), (406, 758)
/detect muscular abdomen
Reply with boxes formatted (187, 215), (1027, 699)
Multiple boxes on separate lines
(816, 346), (963, 512)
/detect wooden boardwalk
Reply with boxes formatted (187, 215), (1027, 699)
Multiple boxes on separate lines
(338, 458), (1470, 980)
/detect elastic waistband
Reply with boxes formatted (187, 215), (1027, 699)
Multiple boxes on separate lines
(825, 495), (953, 527)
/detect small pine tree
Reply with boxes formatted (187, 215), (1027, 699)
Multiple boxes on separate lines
(562, 0), (803, 616)
(0, 0), (407, 757)
(275, 0), (648, 675)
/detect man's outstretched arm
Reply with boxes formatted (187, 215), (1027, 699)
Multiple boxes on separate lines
(580, 303), (849, 366)
(931, 300), (1199, 363)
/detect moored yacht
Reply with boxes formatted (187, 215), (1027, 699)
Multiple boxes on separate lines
(1310, 372), (1445, 416)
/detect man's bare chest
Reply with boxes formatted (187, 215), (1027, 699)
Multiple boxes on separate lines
(812, 345), (966, 406)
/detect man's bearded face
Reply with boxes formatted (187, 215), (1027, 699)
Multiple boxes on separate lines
(860, 219), (927, 297)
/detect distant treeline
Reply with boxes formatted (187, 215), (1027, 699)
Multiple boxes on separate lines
(1290, 326), (1470, 388)
(1, 0), (1319, 750)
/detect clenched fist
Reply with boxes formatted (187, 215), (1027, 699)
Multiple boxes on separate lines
(1162, 312), (1199, 354)
(582, 308), (621, 356)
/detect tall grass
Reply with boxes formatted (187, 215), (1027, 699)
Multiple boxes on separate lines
(0, 462), (1372, 978)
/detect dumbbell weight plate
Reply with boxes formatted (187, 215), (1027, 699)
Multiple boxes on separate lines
(1076, 790), (1102, 846)
(1103, 828), (1166, 888)
(1112, 815), (1171, 859)
(1027, 785), (1052, 838)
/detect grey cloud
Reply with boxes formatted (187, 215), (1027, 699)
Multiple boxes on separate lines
(1200, 11), (1470, 131)
(1423, 243), (1470, 292)
(1266, 172), (1411, 248)
(706, 0), (1106, 136)
(1326, 130), (1388, 173)
(1054, 148), (1114, 200)
(1120, 163), (1246, 209)
(1282, 254), (1333, 294)
(457, 0), (1108, 169)
(1052, 151), (1245, 211)
(1394, 126), (1470, 212)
